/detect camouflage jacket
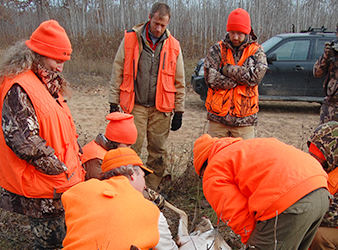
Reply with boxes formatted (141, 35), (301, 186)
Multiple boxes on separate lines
(1, 83), (65, 218)
(205, 33), (267, 126)
(321, 193), (338, 227)
(309, 121), (338, 227)
(313, 46), (338, 98)
(314, 47), (338, 123)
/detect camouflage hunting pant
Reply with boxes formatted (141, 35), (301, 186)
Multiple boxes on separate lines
(28, 215), (66, 250)
(320, 98), (338, 124)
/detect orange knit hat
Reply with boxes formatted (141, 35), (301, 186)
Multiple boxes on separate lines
(193, 134), (219, 176)
(25, 20), (72, 61)
(105, 112), (138, 145)
(101, 147), (153, 174)
(226, 8), (251, 34)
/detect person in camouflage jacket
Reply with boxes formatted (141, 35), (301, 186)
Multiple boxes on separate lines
(308, 121), (338, 249)
(313, 27), (338, 123)
(0, 20), (85, 249)
(204, 8), (267, 140)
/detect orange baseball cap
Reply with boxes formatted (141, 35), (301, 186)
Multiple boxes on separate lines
(101, 148), (153, 174)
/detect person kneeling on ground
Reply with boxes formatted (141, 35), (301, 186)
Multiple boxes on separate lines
(81, 112), (138, 180)
(309, 121), (338, 250)
(62, 147), (160, 250)
(81, 115), (178, 249)
(193, 134), (330, 250)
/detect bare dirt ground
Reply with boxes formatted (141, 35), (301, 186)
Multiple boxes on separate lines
(0, 74), (322, 249)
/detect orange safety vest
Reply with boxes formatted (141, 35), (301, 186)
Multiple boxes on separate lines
(205, 42), (261, 117)
(0, 71), (85, 198)
(119, 30), (180, 113)
(62, 177), (160, 250)
(81, 140), (107, 164)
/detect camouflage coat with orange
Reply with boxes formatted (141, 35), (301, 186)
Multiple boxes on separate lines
(204, 32), (267, 126)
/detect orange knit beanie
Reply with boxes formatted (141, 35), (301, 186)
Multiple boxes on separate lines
(193, 134), (219, 176)
(101, 147), (153, 174)
(105, 112), (138, 145)
(226, 8), (251, 35)
(25, 20), (72, 61)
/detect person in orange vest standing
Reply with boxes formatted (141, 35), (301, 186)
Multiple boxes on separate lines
(308, 121), (338, 250)
(0, 20), (85, 249)
(108, 2), (185, 191)
(204, 8), (267, 140)
(193, 134), (330, 249)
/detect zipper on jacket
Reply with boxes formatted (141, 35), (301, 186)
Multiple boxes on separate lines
(148, 53), (155, 106)
(162, 52), (166, 69)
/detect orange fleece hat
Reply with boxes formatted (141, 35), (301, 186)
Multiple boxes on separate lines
(193, 134), (219, 176)
(101, 147), (153, 174)
(26, 20), (72, 61)
(226, 8), (251, 34)
(105, 112), (138, 145)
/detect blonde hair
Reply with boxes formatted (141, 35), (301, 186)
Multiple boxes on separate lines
(0, 41), (72, 98)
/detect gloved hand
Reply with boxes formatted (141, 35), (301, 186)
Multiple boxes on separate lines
(144, 187), (166, 211)
(109, 103), (119, 113)
(324, 42), (334, 58)
(170, 112), (182, 131)
(221, 64), (229, 76)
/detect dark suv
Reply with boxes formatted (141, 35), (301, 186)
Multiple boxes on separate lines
(191, 27), (337, 102)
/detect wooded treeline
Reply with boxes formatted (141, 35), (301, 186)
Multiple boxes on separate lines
(0, 0), (337, 60)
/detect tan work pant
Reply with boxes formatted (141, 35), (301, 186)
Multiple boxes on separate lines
(311, 227), (338, 250)
(131, 104), (171, 190)
(208, 120), (255, 139)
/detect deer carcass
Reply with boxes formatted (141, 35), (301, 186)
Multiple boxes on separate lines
(165, 201), (232, 250)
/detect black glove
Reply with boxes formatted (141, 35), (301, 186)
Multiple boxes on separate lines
(170, 112), (182, 131)
(109, 103), (119, 113)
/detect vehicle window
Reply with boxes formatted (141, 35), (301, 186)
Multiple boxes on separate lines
(261, 36), (283, 52)
(273, 40), (310, 61)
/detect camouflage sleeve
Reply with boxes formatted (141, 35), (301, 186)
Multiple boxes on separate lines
(226, 46), (268, 87)
(204, 42), (238, 90)
(2, 84), (67, 175)
(320, 193), (338, 228)
(313, 52), (331, 79)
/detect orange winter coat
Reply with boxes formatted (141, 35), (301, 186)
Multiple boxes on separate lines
(0, 71), (85, 198)
(205, 42), (260, 117)
(203, 137), (328, 244)
(119, 30), (180, 113)
(62, 176), (160, 250)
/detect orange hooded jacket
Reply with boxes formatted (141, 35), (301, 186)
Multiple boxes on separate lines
(62, 176), (160, 250)
(202, 137), (328, 244)
(0, 70), (85, 198)
(119, 30), (180, 113)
